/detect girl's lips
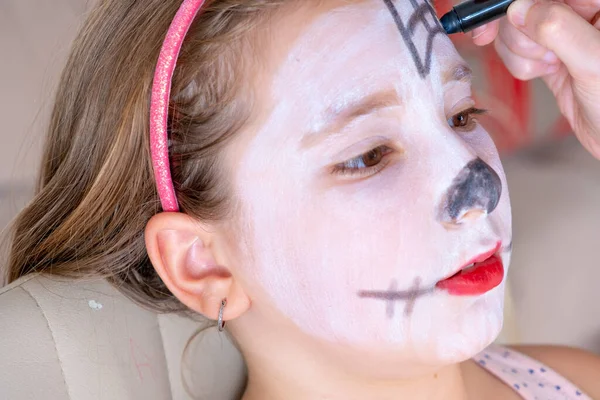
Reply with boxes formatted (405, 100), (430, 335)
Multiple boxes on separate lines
(435, 243), (504, 296)
(461, 243), (501, 268)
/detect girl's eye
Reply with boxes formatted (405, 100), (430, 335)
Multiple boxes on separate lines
(332, 145), (394, 178)
(448, 107), (488, 131)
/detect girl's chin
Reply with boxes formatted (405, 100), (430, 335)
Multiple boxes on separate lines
(342, 326), (501, 369)
(309, 324), (501, 367)
(307, 336), (499, 381)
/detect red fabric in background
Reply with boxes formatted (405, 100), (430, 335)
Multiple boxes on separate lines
(434, 0), (571, 154)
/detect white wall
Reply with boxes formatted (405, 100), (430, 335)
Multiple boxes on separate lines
(0, 1), (93, 227)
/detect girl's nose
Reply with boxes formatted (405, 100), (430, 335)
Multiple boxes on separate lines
(438, 158), (502, 227)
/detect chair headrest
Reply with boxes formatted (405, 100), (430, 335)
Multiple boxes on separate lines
(0, 274), (246, 399)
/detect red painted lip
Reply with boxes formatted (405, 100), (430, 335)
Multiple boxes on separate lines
(436, 243), (504, 296)
(464, 243), (501, 269)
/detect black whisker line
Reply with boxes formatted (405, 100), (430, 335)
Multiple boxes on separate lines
(358, 291), (421, 300)
(358, 288), (435, 298)
(357, 278), (434, 319)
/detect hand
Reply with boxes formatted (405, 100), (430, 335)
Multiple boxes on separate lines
(471, 0), (600, 160)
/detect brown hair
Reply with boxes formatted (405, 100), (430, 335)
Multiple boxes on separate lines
(5, 0), (287, 314)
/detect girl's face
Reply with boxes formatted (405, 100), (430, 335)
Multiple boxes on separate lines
(226, 0), (512, 370)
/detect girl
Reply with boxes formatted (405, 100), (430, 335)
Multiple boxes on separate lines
(5, 0), (600, 399)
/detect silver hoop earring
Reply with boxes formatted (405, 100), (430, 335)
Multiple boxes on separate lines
(217, 299), (227, 332)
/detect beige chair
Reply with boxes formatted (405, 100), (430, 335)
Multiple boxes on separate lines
(0, 274), (246, 400)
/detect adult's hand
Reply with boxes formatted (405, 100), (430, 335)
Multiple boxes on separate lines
(471, 0), (600, 160)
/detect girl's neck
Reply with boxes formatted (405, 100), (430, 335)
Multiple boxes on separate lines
(240, 349), (470, 400)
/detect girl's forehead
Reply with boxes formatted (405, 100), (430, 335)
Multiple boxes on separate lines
(265, 0), (459, 129)
(272, 0), (457, 90)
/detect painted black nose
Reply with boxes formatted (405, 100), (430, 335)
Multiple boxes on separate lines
(439, 158), (502, 224)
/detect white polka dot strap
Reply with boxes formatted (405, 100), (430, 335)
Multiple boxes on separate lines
(474, 344), (591, 400)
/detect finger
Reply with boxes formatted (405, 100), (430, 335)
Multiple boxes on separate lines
(472, 21), (500, 46)
(508, 0), (600, 80)
(497, 19), (559, 63)
(560, 0), (600, 22)
(494, 37), (561, 80)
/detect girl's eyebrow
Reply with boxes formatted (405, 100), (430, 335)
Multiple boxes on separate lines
(443, 63), (473, 85)
(300, 89), (400, 150)
(299, 63), (472, 150)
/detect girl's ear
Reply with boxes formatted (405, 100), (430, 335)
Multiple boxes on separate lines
(145, 212), (250, 323)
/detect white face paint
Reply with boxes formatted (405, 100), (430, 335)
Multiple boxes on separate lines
(229, 0), (512, 370)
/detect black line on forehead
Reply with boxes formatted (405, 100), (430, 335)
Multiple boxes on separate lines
(382, 0), (446, 79)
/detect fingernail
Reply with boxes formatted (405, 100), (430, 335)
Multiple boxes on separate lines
(542, 51), (558, 64)
(472, 27), (487, 40)
(509, 0), (534, 27)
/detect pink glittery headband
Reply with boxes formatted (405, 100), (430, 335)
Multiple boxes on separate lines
(150, 0), (206, 212)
